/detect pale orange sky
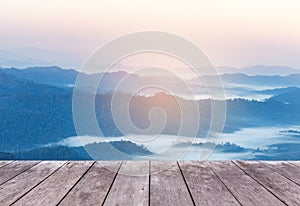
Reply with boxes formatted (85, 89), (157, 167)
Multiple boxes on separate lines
(0, 0), (300, 69)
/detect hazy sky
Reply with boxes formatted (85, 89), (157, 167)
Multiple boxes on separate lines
(0, 0), (300, 69)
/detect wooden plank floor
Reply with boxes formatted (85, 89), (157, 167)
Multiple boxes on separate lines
(0, 161), (299, 206)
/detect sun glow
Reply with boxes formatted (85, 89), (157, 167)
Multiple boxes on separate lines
(1, 0), (300, 69)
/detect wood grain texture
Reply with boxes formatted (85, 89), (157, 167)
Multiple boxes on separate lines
(150, 161), (194, 206)
(59, 161), (121, 206)
(290, 161), (300, 168)
(0, 161), (13, 168)
(235, 161), (300, 206)
(0, 161), (40, 185)
(103, 161), (149, 206)
(0, 161), (297, 205)
(262, 161), (300, 186)
(207, 161), (285, 206)
(13, 161), (94, 206)
(179, 161), (239, 206)
(0, 161), (65, 205)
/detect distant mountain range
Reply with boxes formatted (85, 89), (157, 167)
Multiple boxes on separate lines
(217, 65), (300, 76)
(1, 67), (300, 152)
(0, 66), (187, 94)
(0, 66), (79, 87)
(0, 70), (66, 95)
(268, 89), (300, 105)
(190, 73), (300, 88)
(256, 87), (300, 95)
(1, 65), (300, 161)
(2, 66), (300, 96)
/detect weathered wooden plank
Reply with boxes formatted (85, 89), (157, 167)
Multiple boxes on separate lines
(235, 161), (300, 206)
(0, 161), (13, 168)
(150, 161), (194, 206)
(103, 161), (149, 206)
(13, 161), (94, 206)
(289, 161), (300, 168)
(0, 161), (66, 205)
(0, 161), (40, 185)
(207, 161), (284, 206)
(179, 161), (239, 206)
(0, 160), (297, 205)
(261, 161), (300, 186)
(59, 161), (121, 206)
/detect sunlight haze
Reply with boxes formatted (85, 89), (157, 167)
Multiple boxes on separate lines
(1, 0), (300, 69)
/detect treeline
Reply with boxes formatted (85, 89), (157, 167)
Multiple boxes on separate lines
(0, 141), (152, 160)
(1, 71), (300, 152)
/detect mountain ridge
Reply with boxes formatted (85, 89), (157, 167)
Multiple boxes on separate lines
(217, 64), (300, 76)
